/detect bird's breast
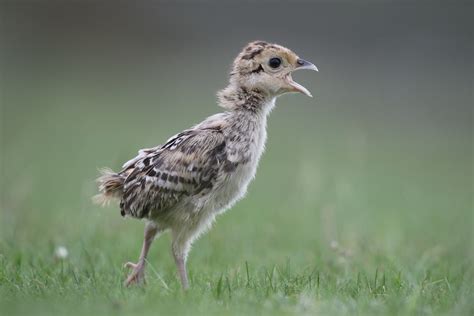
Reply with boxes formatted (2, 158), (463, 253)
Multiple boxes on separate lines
(208, 119), (267, 212)
(192, 111), (269, 216)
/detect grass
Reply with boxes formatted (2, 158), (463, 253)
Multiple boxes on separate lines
(1, 88), (472, 315)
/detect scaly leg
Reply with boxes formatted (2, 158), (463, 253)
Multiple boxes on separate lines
(124, 222), (159, 286)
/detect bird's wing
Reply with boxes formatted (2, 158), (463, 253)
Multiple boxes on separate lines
(119, 127), (226, 218)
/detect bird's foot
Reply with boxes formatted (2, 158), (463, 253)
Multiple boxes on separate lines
(123, 261), (145, 286)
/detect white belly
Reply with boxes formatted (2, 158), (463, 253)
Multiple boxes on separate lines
(215, 162), (257, 212)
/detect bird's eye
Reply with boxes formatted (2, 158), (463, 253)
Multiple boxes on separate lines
(268, 57), (282, 69)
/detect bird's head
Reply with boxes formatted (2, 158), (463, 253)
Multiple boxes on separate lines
(229, 41), (318, 98)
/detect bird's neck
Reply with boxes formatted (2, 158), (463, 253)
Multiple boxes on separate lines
(217, 84), (275, 115)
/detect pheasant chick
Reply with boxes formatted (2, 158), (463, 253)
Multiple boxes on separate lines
(95, 41), (318, 289)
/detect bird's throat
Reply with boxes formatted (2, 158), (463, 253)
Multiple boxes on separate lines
(217, 85), (272, 114)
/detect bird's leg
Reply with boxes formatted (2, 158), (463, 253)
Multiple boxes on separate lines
(173, 251), (189, 290)
(171, 233), (191, 290)
(124, 222), (158, 286)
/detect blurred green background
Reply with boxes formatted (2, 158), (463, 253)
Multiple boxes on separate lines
(1, 1), (472, 315)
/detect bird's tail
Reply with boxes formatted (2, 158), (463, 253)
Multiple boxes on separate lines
(93, 168), (125, 206)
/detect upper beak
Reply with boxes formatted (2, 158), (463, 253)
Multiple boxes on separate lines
(286, 58), (318, 97)
(296, 58), (319, 72)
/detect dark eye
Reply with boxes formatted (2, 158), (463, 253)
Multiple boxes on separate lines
(268, 57), (282, 69)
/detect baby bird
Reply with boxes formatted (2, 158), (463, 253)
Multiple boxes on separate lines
(95, 41), (318, 289)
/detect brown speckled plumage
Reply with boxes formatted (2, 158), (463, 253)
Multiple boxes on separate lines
(94, 41), (318, 289)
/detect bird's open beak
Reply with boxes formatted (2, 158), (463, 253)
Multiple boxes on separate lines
(286, 58), (318, 97)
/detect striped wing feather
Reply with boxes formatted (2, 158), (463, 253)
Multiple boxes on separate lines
(119, 128), (226, 218)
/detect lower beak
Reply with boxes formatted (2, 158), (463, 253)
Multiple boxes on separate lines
(286, 58), (318, 97)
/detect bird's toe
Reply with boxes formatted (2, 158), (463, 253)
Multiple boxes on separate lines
(124, 261), (138, 269)
(123, 262), (146, 287)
